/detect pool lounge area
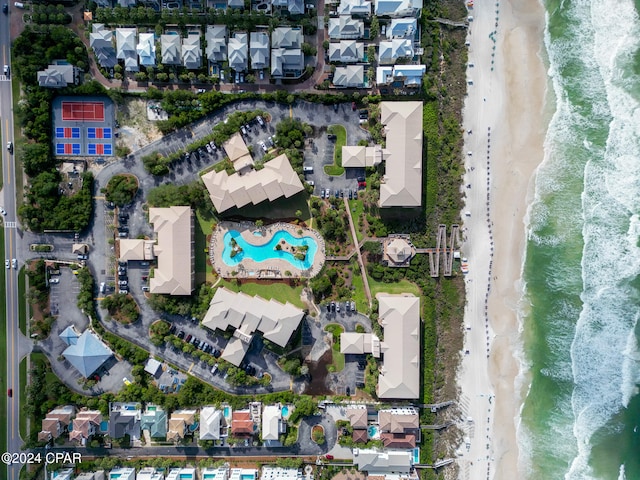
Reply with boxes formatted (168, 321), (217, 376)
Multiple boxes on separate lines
(210, 221), (325, 279)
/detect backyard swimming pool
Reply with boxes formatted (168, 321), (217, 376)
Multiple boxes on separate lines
(222, 229), (318, 271)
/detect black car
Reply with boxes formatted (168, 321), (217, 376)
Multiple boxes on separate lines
(357, 176), (365, 183)
(356, 382), (365, 388)
(169, 325), (177, 334)
(331, 301), (336, 312)
(177, 330), (185, 339)
(193, 339), (200, 349)
(346, 386), (351, 396)
(213, 349), (221, 358)
(326, 304), (331, 312)
(357, 363), (365, 371)
(2, 4), (7, 13)
(333, 103), (339, 112)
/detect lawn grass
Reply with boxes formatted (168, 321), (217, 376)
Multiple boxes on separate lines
(348, 199), (365, 242)
(219, 279), (305, 309)
(367, 276), (422, 298)
(11, 76), (24, 207)
(18, 267), (26, 335)
(324, 324), (345, 372)
(19, 358), (27, 439)
(349, 272), (369, 313)
(195, 208), (217, 284)
(0, 228), (7, 458)
(324, 125), (346, 176)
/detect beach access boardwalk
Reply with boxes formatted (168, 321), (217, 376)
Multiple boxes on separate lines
(417, 224), (460, 277)
(343, 197), (372, 307)
(432, 17), (469, 28)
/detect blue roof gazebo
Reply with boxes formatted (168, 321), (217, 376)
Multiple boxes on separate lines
(62, 330), (113, 377)
(59, 325), (80, 346)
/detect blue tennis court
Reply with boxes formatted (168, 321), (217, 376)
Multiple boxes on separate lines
(87, 143), (112, 155)
(87, 127), (112, 139)
(56, 143), (81, 155)
(55, 127), (81, 139)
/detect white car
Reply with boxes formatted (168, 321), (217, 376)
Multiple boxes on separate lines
(259, 141), (267, 152)
(12, 259), (16, 269)
(4, 259), (8, 269)
(0, 207), (6, 215)
(205, 143), (213, 154)
(50, 278), (60, 284)
(306, 180), (315, 186)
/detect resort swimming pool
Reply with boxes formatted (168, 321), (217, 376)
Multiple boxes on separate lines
(222, 230), (318, 271)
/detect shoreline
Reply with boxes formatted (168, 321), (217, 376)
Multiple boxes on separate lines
(456, 0), (548, 479)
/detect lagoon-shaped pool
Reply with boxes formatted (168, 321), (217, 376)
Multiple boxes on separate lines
(222, 229), (319, 271)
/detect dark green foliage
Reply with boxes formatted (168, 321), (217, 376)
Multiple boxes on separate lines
(76, 267), (97, 320)
(142, 152), (171, 176)
(274, 118), (311, 149)
(146, 181), (211, 208)
(19, 172), (94, 232)
(101, 293), (140, 323)
(29, 4), (72, 24)
(103, 174), (138, 206)
(287, 396), (317, 424)
(16, 87), (54, 144)
(21, 141), (53, 177)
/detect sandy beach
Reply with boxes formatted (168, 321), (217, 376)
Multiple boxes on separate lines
(456, 0), (548, 479)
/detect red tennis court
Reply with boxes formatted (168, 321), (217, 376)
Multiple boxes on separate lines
(61, 101), (105, 122)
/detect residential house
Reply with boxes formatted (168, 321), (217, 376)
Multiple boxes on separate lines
(76, 472), (106, 480)
(260, 467), (301, 480)
(387, 18), (417, 39)
(90, 24), (117, 68)
(109, 467), (136, 480)
(144, 357), (162, 377)
(161, 34), (182, 65)
(230, 470), (258, 480)
(38, 405), (75, 442)
(378, 101), (422, 208)
(376, 65), (425, 88)
(328, 40), (364, 63)
(347, 406), (368, 444)
(202, 467), (229, 480)
(272, 0), (304, 15)
(201, 154), (304, 214)
(200, 406), (224, 440)
(228, 32), (248, 72)
(141, 405), (168, 439)
(167, 410), (196, 442)
(378, 39), (414, 64)
(167, 468), (196, 480)
(137, 32), (156, 66)
(353, 449), (416, 477)
(374, 0), (422, 17)
(108, 402), (141, 444)
(62, 329), (113, 378)
(262, 405), (285, 445)
(337, 0), (371, 16)
(378, 407), (419, 449)
(183, 34), (202, 69)
(271, 27), (303, 78)
(148, 206), (194, 295)
(137, 467), (165, 480)
(328, 16), (364, 39)
(206, 25), (227, 64)
(341, 144), (384, 168)
(352, 429), (369, 443)
(116, 28), (139, 72)
(69, 410), (102, 445)
(250, 32), (270, 71)
(37, 65), (76, 88)
(51, 469), (74, 480)
(231, 410), (255, 437)
(333, 65), (365, 88)
(377, 295), (420, 399)
(201, 287), (305, 366)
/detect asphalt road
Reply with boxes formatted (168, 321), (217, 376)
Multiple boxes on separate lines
(0, 4), (24, 479)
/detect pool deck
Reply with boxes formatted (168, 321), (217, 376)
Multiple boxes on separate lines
(210, 221), (325, 279)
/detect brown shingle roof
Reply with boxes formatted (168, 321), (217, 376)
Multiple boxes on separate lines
(352, 429), (368, 443)
(381, 432), (416, 449)
(232, 411), (254, 436)
(347, 407), (368, 429)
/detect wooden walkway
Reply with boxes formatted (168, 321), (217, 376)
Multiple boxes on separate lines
(432, 17), (469, 28)
(417, 400), (455, 412)
(343, 197), (372, 307)
(416, 224), (459, 277)
(420, 421), (454, 430)
(415, 459), (455, 469)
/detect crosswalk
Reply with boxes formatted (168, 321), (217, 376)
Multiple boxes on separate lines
(0, 75), (9, 82)
(4, 222), (16, 228)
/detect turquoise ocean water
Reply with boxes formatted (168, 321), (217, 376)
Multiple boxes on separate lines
(519, 0), (640, 478)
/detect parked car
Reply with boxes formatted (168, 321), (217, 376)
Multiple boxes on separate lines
(169, 324), (177, 334)
(185, 334), (192, 343)
(351, 102), (356, 111)
(241, 125), (247, 135)
(0, 207), (6, 215)
(303, 166), (313, 173)
(333, 104), (339, 112)
(2, 4), (8, 14)
(12, 258), (17, 269)
(50, 278), (60, 284)
(177, 330), (185, 339)
(259, 141), (268, 152)
(205, 143), (213, 154)
(257, 115), (265, 126)
(209, 141), (217, 151)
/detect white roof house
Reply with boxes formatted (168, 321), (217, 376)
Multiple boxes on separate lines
(90, 24), (117, 68)
(377, 65), (425, 87)
(183, 34), (202, 69)
(202, 468), (229, 480)
(377, 295), (420, 399)
(328, 16), (364, 39)
(387, 18), (418, 39)
(333, 65), (365, 88)
(272, 27), (302, 49)
(260, 467), (301, 480)
(116, 28), (139, 72)
(378, 39), (414, 64)
(340, 332), (380, 356)
(328, 40), (364, 63)
(374, 0), (422, 17)
(206, 25), (227, 63)
(137, 32), (156, 66)
(167, 468), (196, 480)
(379, 101), (422, 207)
(161, 34), (182, 65)
(118, 238), (155, 261)
(250, 32), (270, 70)
(148, 206), (194, 295)
(271, 27), (303, 77)
(353, 449), (414, 475)
(37, 65), (75, 88)
(202, 287), (304, 366)
(272, 0), (304, 15)
(338, 0), (371, 15)
(109, 467), (136, 480)
(262, 405), (284, 443)
(200, 407), (223, 440)
(342, 144), (384, 168)
(137, 468), (165, 480)
(228, 33), (248, 72)
(202, 153), (304, 213)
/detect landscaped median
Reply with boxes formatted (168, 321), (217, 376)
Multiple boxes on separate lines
(324, 125), (347, 176)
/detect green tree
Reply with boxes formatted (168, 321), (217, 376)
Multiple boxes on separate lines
(369, 16), (379, 39)
(103, 174), (138, 206)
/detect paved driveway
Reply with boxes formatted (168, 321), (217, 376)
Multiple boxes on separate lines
(297, 413), (338, 455)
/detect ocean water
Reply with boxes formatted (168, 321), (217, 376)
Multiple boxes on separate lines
(519, 0), (640, 478)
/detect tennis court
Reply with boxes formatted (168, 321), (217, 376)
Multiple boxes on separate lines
(61, 101), (105, 122)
